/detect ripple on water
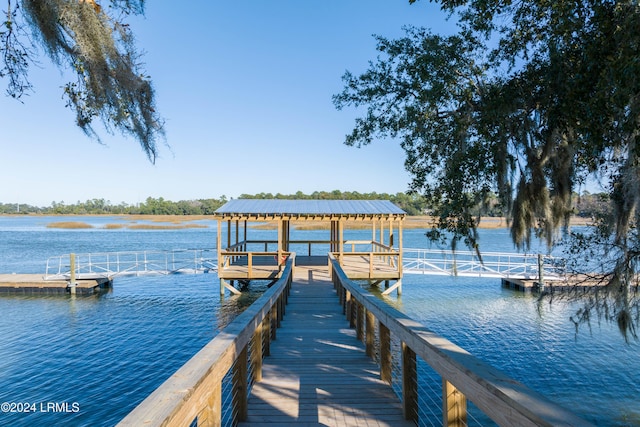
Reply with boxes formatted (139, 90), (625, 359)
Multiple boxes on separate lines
(0, 273), (244, 426)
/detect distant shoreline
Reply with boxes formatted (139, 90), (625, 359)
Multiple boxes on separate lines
(1, 214), (593, 230)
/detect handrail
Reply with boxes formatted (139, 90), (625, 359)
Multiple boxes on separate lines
(118, 255), (295, 427)
(328, 253), (591, 427)
(44, 249), (217, 280)
(402, 248), (565, 279)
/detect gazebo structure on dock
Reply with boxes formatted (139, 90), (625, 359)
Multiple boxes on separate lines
(213, 199), (406, 295)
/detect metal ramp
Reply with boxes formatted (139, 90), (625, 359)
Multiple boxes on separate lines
(402, 248), (565, 279)
(44, 249), (217, 280)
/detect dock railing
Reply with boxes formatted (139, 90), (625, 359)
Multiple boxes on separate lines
(328, 253), (591, 427)
(44, 249), (218, 280)
(402, 248), (565, 279)
(224, 239), (395, 257)
(118, 254), (295, 427)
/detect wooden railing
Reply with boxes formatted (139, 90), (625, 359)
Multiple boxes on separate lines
(328, 254), (592, 427)
(118, 255), (295, 427)
(225, 239), (394, 256)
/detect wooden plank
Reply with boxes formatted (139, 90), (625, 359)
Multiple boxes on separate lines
(238, 265), (414, 427)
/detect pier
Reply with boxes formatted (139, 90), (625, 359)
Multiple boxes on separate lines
(120, 253), (592, 427)
(238, 263), (413, 426)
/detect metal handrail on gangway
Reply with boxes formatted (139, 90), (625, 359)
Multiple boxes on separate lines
(44, 246), (565, 281)
(402, 248), (565, 279)
(44, 249), (218, 280)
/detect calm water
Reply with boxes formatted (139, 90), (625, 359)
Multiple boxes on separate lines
(0, 216), (638, 426)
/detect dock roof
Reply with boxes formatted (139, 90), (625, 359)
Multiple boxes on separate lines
(214, 199), (405, 219)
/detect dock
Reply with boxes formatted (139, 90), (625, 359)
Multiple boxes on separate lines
(119, 254), (592, 427)
(239, 264), (414, 426)
(502, 275), (610, 293)
(0, 274), (112, 295)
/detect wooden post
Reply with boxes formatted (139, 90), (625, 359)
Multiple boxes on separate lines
(346, 291), (353, 327)
(398, 218), (403, 296)
(365, 309), (375, 357)
(356, 301), (364, 342)
(252, 322), (263, 382)
(402, 342), (418, 422)
(217, 221), (224, 295)
(443, 379), (467, 427)
(372, 220), (376, 245)
(235, 219), (239, 249)
(233, 345), (248, 421)
(380, 323), (392, 384)
(263, 314), (271, 357)
(339, 219), (344, 266)
(270, 305), (277, 341)
(277, 219), (283, 271)
(244, 220), (247, 250)
(537, 253), (545, 291)
(197, 382), (221, 427)
(69, 253), (77, 295)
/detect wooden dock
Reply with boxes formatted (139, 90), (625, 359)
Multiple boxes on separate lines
(238, 265), (414, 427)
(0, 274), (112, 295)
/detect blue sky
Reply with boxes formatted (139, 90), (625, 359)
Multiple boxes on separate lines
(1, 1), (454, 206)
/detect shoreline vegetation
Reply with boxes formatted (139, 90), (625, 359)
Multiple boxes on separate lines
(39, 215), (593, 230)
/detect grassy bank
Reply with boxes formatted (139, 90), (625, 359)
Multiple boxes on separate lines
(43, 214), (592, 230)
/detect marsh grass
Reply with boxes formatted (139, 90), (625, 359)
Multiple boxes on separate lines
(104, 224), (126, 229)
(47, 221), (94, 229)
(127, 224), (208, 230)
(125, 215), (210, 223)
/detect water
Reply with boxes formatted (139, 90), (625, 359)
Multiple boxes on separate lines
(0, 216), (638, 426)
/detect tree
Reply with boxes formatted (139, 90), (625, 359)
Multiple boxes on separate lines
(334, 0), (640, 339)
(1, 0), (164, 161)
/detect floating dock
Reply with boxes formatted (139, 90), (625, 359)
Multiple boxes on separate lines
(0, 274), (112, 295)
(502, 275), (609, 294)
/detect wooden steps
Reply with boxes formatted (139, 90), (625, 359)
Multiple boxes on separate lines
(239, 266), (414, 427)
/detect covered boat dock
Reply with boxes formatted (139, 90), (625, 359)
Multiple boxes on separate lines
(213, 199), (406, 295)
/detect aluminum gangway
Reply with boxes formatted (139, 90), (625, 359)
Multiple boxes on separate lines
(44, 247), (564, 281)
(44, 249), (218, 280)
(402, 248), (565, 280)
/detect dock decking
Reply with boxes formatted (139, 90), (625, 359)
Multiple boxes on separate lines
(238, 265), (413, 427)
(0, 274), (112, 295)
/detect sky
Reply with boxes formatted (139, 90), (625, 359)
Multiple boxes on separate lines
(1, 1), (456, 207)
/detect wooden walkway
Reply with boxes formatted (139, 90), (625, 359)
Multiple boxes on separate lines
(238, 265), (414, 427)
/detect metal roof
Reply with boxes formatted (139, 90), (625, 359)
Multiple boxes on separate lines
(214, 199), (405, 217)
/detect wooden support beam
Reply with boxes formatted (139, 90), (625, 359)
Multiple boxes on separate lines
(220, 279), (241, 295)
(382, 279), (402, 296)
(339, 219), (344, 265)
(346, 290), (353, 327)
(263, 313), (271, 357)
(380, 323), (392, 384)
(233, 345), (248, 422)
(356, 301), (364, 342)
(365, 309), (375, 357)
(251, 322), (263, 382)
(196, 382), (221, 427)
(402, 342), (418, 423)
(270, 305), (277, 341)
(443, 379), (467, 427)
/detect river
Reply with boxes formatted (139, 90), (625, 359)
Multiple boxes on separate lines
(0, 216), (637, 426)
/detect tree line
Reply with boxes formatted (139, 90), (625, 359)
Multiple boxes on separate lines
(0, 190), (609, 218)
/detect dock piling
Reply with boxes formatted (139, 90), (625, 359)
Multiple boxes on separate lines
(69, 253), (77, 295)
